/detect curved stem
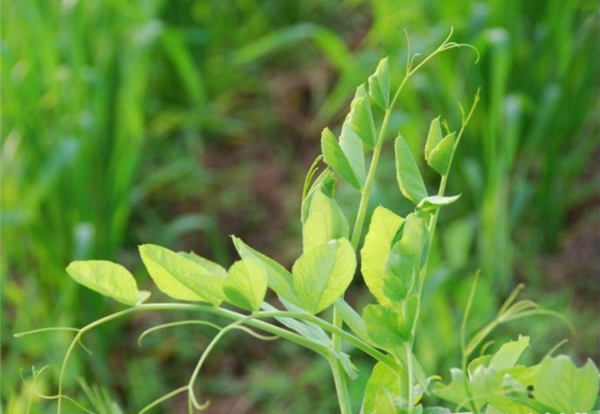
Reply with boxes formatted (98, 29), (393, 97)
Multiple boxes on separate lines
(14, 327), (80, 337)
(53, 303), (332, 413)
(57, 307), (136, 413)
(138, 320), (222, 347)
(187, 320), (247, 410)
(138, 386), (188, 414)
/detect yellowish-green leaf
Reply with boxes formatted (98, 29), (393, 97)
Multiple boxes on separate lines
(383, 214), (428, 302)
(368, 57), (390, 110)
(363, 304), (410, 352)
(223, 258), (268, 311)
(432, 368), (470, 407)
(417, 194), (461, 212)
(395, 135), (428, 205)
(321, 127), (362, 189)
(339, 120), (366, 186)
(292, 238), (356, 314)
(231, 236), (298, 305)
(533, 355), (599, 413)
(139, 244), (224, 305)
(489, 335), (530, 371)
(424, 116), (443, 161)
(301, 169), (335, 223)
(363, 361), (405, 414)
(179, 251), (227, 277)
(361, 206), (404, 306)
(303, 191), (349, 252)
(348, 85), (376, 149)
(66, 260), (139, 306)
(428, 132), (456, 176)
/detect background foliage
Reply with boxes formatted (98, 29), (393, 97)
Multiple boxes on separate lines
(2, 0), (598, 412)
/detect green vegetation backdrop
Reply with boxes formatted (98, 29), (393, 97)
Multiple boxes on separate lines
(1, 0), (598, 413)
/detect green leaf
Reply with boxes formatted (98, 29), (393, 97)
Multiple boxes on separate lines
(363, 361), (405, 414)
(347, 85), (376, 149)
(417, 194), (461, 212)
(361, 206), (405, 306)
(383, 214), (428, 302)
(321, 127), (363, 190)
(368, 57), (390, 110)
(264, 301), (330, 345)
(488, 335), (529, 371)
(178, 251), (227, 278)
(302, 190), (349, 252)
(427, 132), (456, 176)
(363, 304), (410, 352)
(395, 135), (428, 205)
(139, 244), (225, 305)
(424, 116), (443, 161)
(334, 299), (373, 345)
(533, 355), (599, 413)
(292, 238), (356, 314)
(339, 119), (366, 185)
(66, 261), (139, 306)
(301, 169), (335, 223)
(231, 236), (298, 304)
(435, 363), (539, 412)
(223, 259), (268, 311)
(432, 368), (470, 407)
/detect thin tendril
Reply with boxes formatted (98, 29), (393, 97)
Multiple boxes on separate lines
(137, 386), (188, 414)
(137, 320), (222, 347)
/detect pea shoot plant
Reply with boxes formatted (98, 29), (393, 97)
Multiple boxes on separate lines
(18, 32), (599, 414)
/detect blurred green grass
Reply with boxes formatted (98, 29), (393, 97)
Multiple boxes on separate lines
(2, 0), (598, 412)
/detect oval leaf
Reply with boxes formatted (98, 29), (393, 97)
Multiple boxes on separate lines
(428, 132), (456, 176)
(303, 190), (349, 252)
(361, 206), (405, 306)
(321, 127), (362, 190)
(179, 251), (227, 277)
(66, 260), (139, 306)
(395, 135), (428, 205)
(231, 236), (298, 305)
(363, 361), (405, 414)
(292, 238), (356, 314)
(424, 116), (443, 161)
(223, 259), (268, 311)
(339, 120), (366, 186)
(383, 214), (428, 302)
(139, 244), (224, 305)
(417, 194), (461, 212)
(301, 169), (336, 223)
(368, 57), (390, 110)
(348, 85), (376, 149)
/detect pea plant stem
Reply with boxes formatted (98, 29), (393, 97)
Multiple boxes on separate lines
(44, 303), (328, 414)
(406, 90), (480, 414)
(31, 302), (396, 414)
(330, 34), (466, 414)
